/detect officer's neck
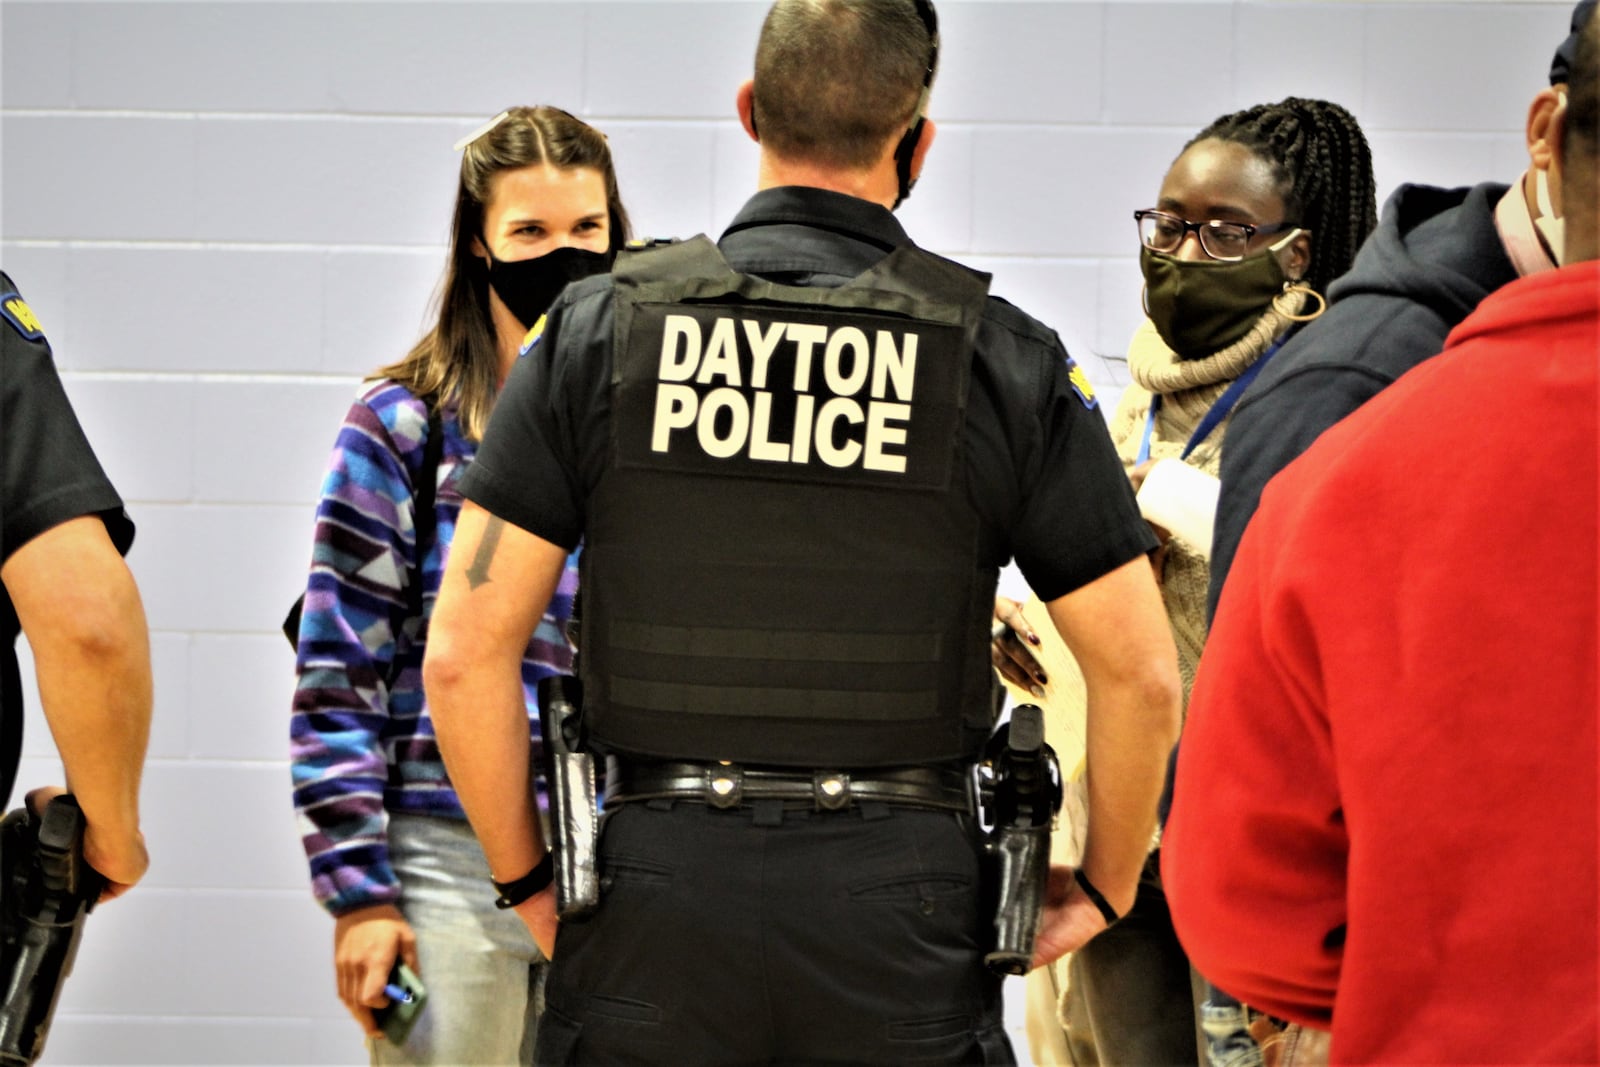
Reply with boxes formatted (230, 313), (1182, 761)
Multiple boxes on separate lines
(757, 152), (898, 211)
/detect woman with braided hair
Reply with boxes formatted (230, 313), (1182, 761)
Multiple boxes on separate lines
(1001, 97), (1376, 1067)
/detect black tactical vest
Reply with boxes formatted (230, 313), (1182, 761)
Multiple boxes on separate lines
(581, 236), (999, 768)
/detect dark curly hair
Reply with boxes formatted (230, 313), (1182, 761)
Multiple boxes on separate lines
(1185, 98), (1378, 295)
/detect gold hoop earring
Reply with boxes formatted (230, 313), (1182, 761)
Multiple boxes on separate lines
(1273, 281), (1327, 323)
(1140, 284), (1151, 317)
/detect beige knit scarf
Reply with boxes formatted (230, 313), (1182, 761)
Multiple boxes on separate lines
(1127, 289), (1310, 432)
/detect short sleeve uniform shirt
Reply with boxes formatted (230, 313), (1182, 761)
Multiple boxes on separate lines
(1, 272), (133, 784)
(464, 187), (1152, 604)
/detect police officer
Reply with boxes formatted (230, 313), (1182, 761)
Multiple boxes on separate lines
(1, 272), (152, 901)
(425, 1), (1181, 1061)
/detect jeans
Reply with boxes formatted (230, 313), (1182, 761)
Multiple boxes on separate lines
(373, 814), (547, 1067)
(1200, 988), (1264, 1067)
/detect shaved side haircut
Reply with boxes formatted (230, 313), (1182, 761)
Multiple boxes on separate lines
(753, 0), (931, 170)
(1565, 7), (1599, 260)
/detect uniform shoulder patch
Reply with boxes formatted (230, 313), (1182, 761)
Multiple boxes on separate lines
(518, 314), (547, 357)
(1, 293), (45, 341)
(1066, 358), (1097, 409)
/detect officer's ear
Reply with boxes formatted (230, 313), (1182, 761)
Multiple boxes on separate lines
(737, 80), (759, 143)
(1529, 86), (1568, 217)
(909, 118), (936, 182)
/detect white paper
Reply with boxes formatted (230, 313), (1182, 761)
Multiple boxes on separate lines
(1136, 458), (1219, 559)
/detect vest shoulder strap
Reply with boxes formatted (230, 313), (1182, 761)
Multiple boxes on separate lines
(614, 234), (992, 329)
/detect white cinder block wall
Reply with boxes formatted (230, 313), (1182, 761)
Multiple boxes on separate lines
(0, 2), (1570, 1062)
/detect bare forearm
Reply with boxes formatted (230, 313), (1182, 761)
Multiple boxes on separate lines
(424, 504), (568, 884)
(1078, 671), (1177, 909)
(1046, 557), (1181, 913)
(5, 520), (151, 834)
(427, 651), (546, 881)
(38, 588), (152, 835)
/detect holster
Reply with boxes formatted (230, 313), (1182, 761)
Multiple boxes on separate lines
(977, 704), (1062, 975)
(0, 794), (102, 1065)
(536, 676), (600, 921)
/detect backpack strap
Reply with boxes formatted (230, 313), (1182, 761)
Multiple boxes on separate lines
(389, 400), (445, 690)
(284, 396), (447, 698)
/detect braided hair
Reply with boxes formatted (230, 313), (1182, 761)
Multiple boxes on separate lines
(1185, 97), (1377, 296)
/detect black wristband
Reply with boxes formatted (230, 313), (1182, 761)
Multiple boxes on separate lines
(492, 853), (554, 910)
(1073, 868), (1122, 926)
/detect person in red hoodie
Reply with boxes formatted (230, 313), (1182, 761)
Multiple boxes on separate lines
(1162, 11), (1600, 1065)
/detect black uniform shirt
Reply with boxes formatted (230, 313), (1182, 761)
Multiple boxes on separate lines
(464, 187), (1153, 602)
(1, 272), (133, 778)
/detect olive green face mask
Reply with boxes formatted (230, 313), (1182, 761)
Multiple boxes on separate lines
(1139, 240), (1291, 358)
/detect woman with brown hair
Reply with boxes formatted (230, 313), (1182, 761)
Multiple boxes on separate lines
(289, 106), (630, 1065)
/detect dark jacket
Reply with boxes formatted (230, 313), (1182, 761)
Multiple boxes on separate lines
(1207, 182), (1519, 619)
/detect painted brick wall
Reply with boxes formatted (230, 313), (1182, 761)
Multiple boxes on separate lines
(0, 2), (1571, 1062)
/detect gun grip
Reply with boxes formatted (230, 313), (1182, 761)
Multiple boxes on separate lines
(1008, 704), (1044, 755)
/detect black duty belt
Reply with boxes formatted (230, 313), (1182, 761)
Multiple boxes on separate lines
(604, 757), (974, 815)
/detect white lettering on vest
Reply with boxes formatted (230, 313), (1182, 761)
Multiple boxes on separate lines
(823, 326), (870, 397)
(697, 387), (750, 458)
(660, 315), (701, 382)
(872, 330), (917, 401)
(814, 397), (864, 468)
(864, 402), (911, 473)
(748, 390), (789, 462)
(696, 317), (742, 386)
(652, 383), (699, 450)
(648, 312), (926, 474)
(744, 319), (786, 389)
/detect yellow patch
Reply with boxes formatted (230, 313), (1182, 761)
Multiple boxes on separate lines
(3, 296), (43, 338)
(1066, 360), (1097, 408)
(518, 314), (547, 357)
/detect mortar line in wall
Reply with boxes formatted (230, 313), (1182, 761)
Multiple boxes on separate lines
(2, 107), (1302, 136)
(2, 108), (755, 126)
(55, 370), (361, 382)
(1, 239), (446, 253)
(50, 1014), (340, 1023)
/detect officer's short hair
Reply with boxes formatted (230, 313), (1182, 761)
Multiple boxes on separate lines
(753, 0), (931, 171)
(1562, 8), (1599, 259)
(1568, 7), (1599, 159)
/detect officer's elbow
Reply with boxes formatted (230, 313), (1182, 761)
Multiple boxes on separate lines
(1101, 650), (1183, 751)
(421, 630), (471, 712)
(1138, 662), (1183, 750)
(47, 567), (149, 674)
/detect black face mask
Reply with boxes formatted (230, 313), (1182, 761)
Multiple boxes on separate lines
(486, 245), (615, 330)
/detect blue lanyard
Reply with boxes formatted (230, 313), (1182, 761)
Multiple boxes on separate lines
(1135, 338), (1285, 465)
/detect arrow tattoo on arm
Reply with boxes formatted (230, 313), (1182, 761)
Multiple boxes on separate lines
(465, 517), (505, 590)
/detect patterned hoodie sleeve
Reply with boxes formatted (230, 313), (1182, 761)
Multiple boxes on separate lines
(290, 385), (428, 917)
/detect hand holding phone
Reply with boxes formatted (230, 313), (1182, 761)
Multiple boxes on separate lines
(372, 961), (427, 1046)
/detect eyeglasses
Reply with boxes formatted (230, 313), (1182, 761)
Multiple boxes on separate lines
(1134, 209), (1296, 262)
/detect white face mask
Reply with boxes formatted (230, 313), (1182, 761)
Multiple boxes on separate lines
(1535, 167), (1566, 266)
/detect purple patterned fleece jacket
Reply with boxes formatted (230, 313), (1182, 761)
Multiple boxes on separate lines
(290, 380), (578, 917)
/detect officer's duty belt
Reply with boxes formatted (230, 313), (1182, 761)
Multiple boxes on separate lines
(604, 758), (973, 815)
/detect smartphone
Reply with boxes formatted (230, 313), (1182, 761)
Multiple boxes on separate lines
(372, 962), (427, 1047)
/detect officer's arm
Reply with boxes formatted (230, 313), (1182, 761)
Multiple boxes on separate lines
(1045, 556), (1180, 912)
(425, 502), (566, 894)
(2, 515), (151, 898)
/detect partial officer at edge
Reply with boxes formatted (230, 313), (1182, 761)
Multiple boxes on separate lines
(1, 272), (152, 900)
(425, 0), (1182, 1061)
